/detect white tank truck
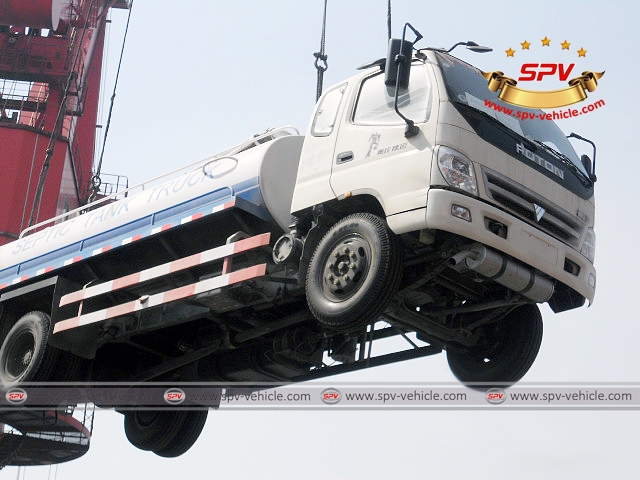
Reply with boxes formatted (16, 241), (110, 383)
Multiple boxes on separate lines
(0, 31), (597, 456)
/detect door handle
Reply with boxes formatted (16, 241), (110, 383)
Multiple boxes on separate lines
(336, 151), (354, 164)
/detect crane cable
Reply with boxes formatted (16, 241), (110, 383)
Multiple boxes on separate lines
(387, 0), (392, 39)
(313, 0), (328, 102)
(313, 0), (392, 101)
(89, 0), (135, 202)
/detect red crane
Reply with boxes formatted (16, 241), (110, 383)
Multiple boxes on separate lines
(0, 0), (130, 468)
(0, 0), (130, 246)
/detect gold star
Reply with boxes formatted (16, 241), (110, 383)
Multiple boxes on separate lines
(506, 47), (516, 57)
(577, 47), (587, 57)
(561, 40), (571, 50)
(541, 36), (551, 46)
(521, 40), (531, 50)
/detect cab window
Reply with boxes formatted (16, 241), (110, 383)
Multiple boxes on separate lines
(353, 65), (431, 125)
(312, 84), (346, 136)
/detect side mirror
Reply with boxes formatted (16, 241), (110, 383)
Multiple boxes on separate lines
(581, 154), (597, 182)
(567, 132), (597, 183)
(385, 23), (423, 138)
(384, 38), (413, 89)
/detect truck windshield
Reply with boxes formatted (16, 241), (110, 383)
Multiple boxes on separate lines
(434, 52), (588, 178)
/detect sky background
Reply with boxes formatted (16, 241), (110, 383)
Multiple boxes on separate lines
(7, 0), (640, 478)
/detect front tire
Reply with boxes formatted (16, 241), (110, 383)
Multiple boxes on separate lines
(305, 213), (402, 332)
(446, 304), (543, 388)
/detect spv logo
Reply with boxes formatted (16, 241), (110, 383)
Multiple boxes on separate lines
(164, 388), (186, 405)
(485, 388), (506, 405)
(321, 388), (341, 405)
(483, 36), (604, 109)
(6, 388), (28, 404)
(518, 63), (576, 82)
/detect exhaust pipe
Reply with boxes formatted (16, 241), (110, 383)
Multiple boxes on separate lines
(450, 244), (554, 302)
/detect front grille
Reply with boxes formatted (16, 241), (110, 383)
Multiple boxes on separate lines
(483, 168), (584, 246)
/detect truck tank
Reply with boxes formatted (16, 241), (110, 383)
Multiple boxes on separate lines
(0, 133), (304, 283)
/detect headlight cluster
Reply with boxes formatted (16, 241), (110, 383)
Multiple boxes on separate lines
(437, 146), (478, 195)
(581, 227), (596, 263)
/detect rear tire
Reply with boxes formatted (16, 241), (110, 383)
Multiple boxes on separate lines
(305, 213), (402, 332)
(153, 410), (209, 457)
(124, 410), (187, 452)
(446, 304), (543, 388)
(0, 311), (51, 384)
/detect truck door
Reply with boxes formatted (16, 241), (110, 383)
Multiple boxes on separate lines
(330, 63), (437, 218)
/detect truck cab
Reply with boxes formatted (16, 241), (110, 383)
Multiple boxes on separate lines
(280, 44), (597, 388)
(292, 49), (595, 310)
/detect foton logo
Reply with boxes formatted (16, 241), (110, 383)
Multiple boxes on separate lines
(6, 388), (27, 404)
(485, 388), (506, 405)
(321, 388), (341, 405)
(164, 388), (186, 405)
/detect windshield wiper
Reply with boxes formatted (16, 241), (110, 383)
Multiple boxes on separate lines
(532, 140), (593, 187)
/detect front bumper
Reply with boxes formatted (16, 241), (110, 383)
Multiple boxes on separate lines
(387, 188), (596, 303)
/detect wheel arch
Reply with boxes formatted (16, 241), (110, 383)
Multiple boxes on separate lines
(0, 276), (59, 331)
(331, 192), (386, 219)
(0, 275), (84, 355)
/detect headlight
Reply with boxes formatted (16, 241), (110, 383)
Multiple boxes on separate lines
(580, 227), (596, 263)
(437, 146), (478, 195)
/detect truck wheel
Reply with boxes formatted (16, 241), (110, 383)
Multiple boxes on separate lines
(153, 410), (209, 457)
(446, 304), (543, 388)
(305, 213), (402, 332)
(0, 311), (51, 383)
(124, 410), (187, 452)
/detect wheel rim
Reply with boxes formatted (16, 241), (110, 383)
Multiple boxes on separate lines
(3, 330), (36, 381)
(321, 235), (372, 302)
(305, 213), (403, 332)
